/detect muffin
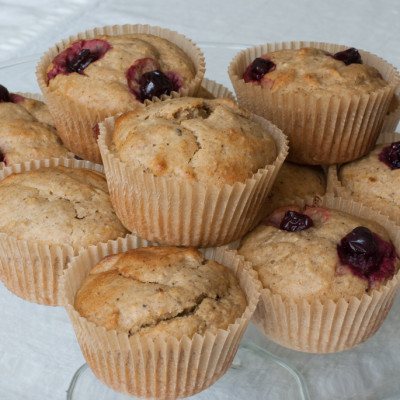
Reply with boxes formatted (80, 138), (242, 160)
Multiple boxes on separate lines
(63, 237), (261, 399)
(99, 96), (288, 247)
(36, 24), (205, 163)
(263, 161), (326, 217)
(228, 42), (400, 165)
(237, 194), (400, 353)
(0, 85), (73, 166)
(329, 132), (400, 224)
(0, 158), (128, 305)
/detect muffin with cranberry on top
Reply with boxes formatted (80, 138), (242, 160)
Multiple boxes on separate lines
(229, 42), (399, 165)
(0, 84), (73, 166)
(329, 132), (400, 224)
(36, 24), (205, 163)
(237, 195), (400, 353)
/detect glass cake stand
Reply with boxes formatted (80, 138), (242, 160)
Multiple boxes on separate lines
(2, 47), (400, 400)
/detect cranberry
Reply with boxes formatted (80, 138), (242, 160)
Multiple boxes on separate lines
(0, 84), (10, 102)
(47, 39), (112, 81)
(378, 141), (400, 170)
(279, 210), (314, 232)
(337, 226), (397, 282)
(139, 70), (174, 101)
(0, 150), (5, 164)
(332, 48), (362, 65)
(243, 57), (276, 83)
(126, 58), (181, 102)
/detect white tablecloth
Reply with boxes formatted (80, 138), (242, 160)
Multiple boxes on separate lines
(1, 1), (400, 399)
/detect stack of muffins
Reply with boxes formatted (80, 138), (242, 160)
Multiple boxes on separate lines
(1, 24), (400, 399)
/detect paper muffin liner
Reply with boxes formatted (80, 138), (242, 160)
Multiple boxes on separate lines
(228, 41), (400, 165)
(62, 235), (262, 399)
(0, 157), (112, 306)
(238, 194), (400, 353)
(327, 131), (400, 224)
(380, 88), (400, 134)
(36, 24), (206, 164)
(98, 109), (288, 248)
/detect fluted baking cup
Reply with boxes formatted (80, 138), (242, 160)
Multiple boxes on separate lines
(228, 41), (400, 165)
(62, 236), (262, 399)
(98, 110), (288, 247)
(36, 24), (206, 164)
(380, 89), (400, 134)
(0, 157), (123, 306)
(247, 194), (400, 353)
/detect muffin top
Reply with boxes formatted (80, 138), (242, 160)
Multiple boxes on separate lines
(0, 166), (127, 248)
(74, 246), (247, 340)
(112, 97), (277, 187)
(46, 33), (197, 114)
(339, 141), (400, 216)
(238, 205), (399, 302)
(264, 162), (326, 215)
(243, 47), (387, 96)
(0, 86), (72, 165)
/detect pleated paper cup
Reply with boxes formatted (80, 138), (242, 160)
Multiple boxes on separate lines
(98, 111), (288, 248)
(248, 194), (400, 353)
(36, 24), (206, 164)
(327, 132), (400, 224)
(380, 89), (400, 134)
(228, 41), (400, 165)
(0, 157), (114, 306)
(62, 236), (262, 399)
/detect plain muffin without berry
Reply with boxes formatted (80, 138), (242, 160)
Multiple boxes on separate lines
(99, 96), (288, 247)
(0, 160), (128, 305)
(63, 237), (262, 399)
(0, 85), (72, 165)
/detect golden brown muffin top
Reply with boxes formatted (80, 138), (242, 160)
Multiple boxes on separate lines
(245, 47), (387, 95)
(238, 206), (398, 302)
(0, 96), (72, 165)
(0, 166), (127, 248)
(46, 33), (196, 115)
(74, 246), (247, 340)
(112, 97), (277, 187)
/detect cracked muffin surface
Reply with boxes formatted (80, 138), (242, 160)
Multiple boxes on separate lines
(74, 246), (247, 339)
(0, 166), (127, 248)
(0, 94), (72, 165)
(112, 97), (277, 187)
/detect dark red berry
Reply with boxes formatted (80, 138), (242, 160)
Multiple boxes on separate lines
(0, 84), (10, 102)
(378, 141), (400, 170)
(338, 226), (385, 278)
(66, 48), (98, 74)
(47, 39), (112, 81)
(126, 58), (181, 102)
(279, 210), (314, 232)
(332, 48), (362, 66)
(243, 57), (276, 82)
(139, 70), (174, 101)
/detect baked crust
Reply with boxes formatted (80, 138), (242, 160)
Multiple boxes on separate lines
(112, 97), (277, 187)
(0, 166), (127, 248)
(74, 246), (247, 339)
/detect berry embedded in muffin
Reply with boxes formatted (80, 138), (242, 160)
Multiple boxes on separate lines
(378, 141), (400, 170)
(241, 47), (386, 95)
(238, 205), (399, 301)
